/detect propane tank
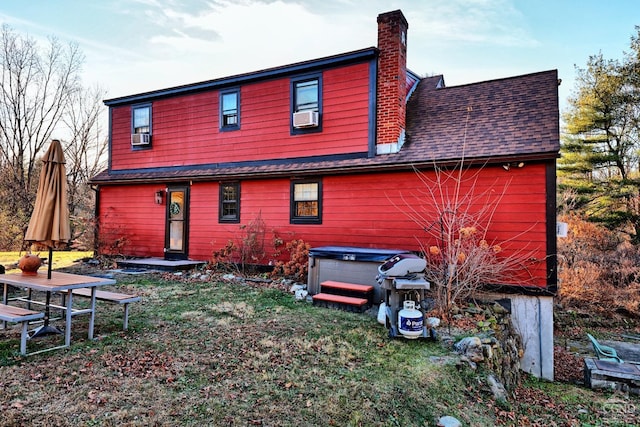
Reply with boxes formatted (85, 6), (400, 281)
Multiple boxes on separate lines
(377, 302), (387, 325)
(398, 300), (423, 339)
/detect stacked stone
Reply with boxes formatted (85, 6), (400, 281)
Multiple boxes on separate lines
(454, 301), (523, 392)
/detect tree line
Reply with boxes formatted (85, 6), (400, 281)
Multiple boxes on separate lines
(0, 24), (107, 251)
(560, 26), (640, 242)
(1, 23), (639, 252)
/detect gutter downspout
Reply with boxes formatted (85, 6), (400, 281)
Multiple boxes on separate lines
(90, 184), (100, 258)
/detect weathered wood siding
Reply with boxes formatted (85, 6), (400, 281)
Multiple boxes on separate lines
(109, 62), (371, 171)
(98, 163), (549, 287)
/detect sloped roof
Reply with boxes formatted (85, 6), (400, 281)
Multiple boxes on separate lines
(405, 70), (560, 162)
(91, 70), (560, 185)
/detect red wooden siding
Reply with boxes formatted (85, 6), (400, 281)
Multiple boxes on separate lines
(97, 163), (550, 287)
(98, 184), (166, 258)
(110, 62), (371, 171)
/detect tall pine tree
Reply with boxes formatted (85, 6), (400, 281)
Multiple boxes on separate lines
(560, 27), (640, 242)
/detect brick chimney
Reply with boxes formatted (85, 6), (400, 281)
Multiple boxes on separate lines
(376, 10), (408, 155)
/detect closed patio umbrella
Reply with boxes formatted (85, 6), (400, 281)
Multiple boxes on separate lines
(24, 139), (71, 336)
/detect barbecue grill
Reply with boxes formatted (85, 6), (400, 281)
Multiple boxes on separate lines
(377, 253), (436, 340)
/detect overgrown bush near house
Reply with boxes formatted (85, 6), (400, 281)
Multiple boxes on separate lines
(557, 213), (640, 317)
(557, 259), (614, 308)
(236, 213), (267, 271)
(70, 215), (97, 251)
(270, 239), (310, 283)
(557, 213), (619, 266)
(209, 240), (237, 272)
(209, 213), (268, 273)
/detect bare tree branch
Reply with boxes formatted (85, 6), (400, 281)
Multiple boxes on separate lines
(0, 24), (89, 249)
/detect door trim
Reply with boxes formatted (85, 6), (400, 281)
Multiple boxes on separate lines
(164, 185), (189, 260)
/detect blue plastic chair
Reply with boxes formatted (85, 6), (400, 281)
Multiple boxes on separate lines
(586, 333), (623, 363)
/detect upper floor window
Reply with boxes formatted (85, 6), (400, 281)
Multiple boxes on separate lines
(291, 74), (322, 134)
(220, 89), (240, 131)
(290, 179), (322, 224)
(131, 103), (152, 148)
(132, 104), (151, 134)
(219, 182), (240, 223)
(294, 79), (318, 112)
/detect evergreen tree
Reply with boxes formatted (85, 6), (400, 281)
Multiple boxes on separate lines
(560, 27), (640, 242)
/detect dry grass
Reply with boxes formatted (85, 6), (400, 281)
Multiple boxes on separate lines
(558, 214), (640, 323)
(0, 259), (638, 426)
(0, 267), (478, 426)
(0, 251), (93, 273)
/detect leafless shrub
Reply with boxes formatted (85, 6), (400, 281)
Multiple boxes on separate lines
(236, 212), (267, 272)
(96, 210), (132, 257)
(395, 164), (537, 319)
(209, 240), (238, 272)
(209, 213), (269, 274)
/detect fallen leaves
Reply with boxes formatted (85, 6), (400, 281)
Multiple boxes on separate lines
(1, 263), (637, 426)
(101, 350), (177, 381)
(553, 346), (584, 384)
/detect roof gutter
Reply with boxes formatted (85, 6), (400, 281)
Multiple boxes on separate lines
(89, 152), (559, 185)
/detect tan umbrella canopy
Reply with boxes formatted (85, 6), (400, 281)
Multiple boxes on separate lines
(24, 139), (71, 336)
(25, 139), (71, 278)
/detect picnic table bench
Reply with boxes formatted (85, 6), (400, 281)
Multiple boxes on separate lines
(67, 288), (140, 331)
(0, 303), (44, 355)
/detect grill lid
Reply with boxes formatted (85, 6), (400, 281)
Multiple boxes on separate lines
(378, 253), (426, 277)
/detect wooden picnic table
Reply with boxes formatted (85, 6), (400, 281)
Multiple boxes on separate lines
(1, 271), (116, 354)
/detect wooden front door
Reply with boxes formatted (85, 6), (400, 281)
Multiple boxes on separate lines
(164, 186), (189, 260)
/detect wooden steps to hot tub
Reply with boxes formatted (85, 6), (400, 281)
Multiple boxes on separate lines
(312, 280), (374, 312)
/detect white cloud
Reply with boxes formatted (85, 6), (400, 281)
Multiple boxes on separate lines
(100, 0), (379, 97)
(1, 0), (543, 98)
(146, 1), (362, 65)
(408, 0), (538, 47)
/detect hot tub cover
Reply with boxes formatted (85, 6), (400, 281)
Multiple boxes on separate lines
(308, 246), (410, 262)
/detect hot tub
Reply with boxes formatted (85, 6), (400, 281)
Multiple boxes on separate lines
(307, 246), (410, 303)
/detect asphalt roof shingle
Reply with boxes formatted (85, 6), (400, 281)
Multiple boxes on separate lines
(404, 70), (560, 163)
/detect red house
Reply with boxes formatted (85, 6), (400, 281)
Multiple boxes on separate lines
(93, 9), (559, 287)
(92, 9), (559, 379)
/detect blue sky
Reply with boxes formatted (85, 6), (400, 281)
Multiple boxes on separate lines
(0, 0), (638, 115)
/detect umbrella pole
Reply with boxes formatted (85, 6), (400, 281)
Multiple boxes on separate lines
(31, 248), (62, 338)
(30, 291), (62, 337)
(48, 247), (53, 279)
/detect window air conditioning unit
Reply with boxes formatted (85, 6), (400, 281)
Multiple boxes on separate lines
(293, 111), (319, 128)
(131, 133), (151, 146)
